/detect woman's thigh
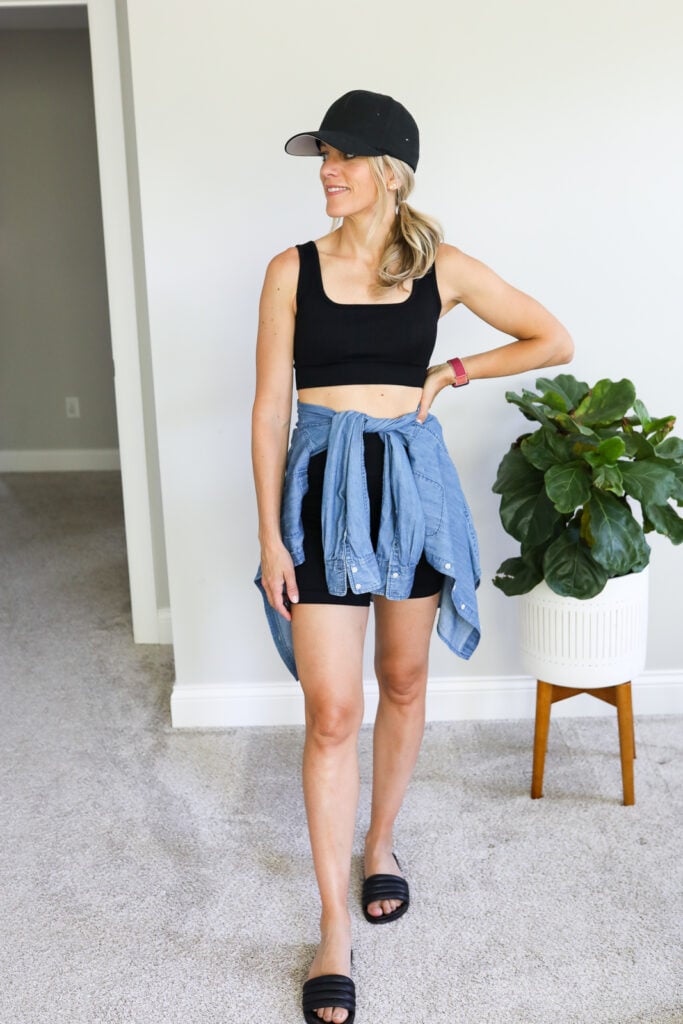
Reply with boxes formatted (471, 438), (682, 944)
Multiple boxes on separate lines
(291, 603), (370, 729)
(373, 593), (440, 692)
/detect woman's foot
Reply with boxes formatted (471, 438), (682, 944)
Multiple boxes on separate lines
(305, 914), (353, 1023)
(363, 838), (406, 920)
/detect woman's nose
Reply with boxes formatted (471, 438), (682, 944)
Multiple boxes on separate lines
(321, 153), (342, 174)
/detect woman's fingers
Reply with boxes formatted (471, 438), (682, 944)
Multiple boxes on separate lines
(416, 379), (440, 423)
(417, 363), (458, 423)
(269, 579), (292, 621)
(416, 393), (431, 424)
(283, 566), (299, 608)
(262, 546), (299, 620)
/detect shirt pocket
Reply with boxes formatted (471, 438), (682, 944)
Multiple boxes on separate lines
(414, 471), (444, 537)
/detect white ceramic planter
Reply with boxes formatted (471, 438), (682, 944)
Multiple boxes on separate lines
(519, 568), (649, 687)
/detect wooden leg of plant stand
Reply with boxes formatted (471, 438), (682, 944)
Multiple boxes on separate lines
(531, 681), (553, 799)
(615, 682), (635, 806)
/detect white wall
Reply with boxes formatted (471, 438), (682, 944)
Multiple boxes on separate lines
(121, 0), (683, 724)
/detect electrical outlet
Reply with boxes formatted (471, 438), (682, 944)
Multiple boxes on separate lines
(65, 397), (80, 419)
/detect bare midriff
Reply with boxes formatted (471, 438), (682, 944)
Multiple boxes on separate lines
(297, 384), (423, 419)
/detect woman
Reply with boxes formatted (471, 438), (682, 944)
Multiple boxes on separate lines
(252, 89), (573, 1024)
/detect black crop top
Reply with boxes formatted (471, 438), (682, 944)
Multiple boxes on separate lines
(293, 240), (442, 389)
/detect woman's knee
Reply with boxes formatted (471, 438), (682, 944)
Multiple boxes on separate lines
(305, 695), (363, 745)
(375, 656), (428, 705)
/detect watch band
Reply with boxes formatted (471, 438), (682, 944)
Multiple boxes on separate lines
(447, 357), (469, 388)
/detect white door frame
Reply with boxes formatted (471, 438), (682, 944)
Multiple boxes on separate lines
(1, 0), (166, 642)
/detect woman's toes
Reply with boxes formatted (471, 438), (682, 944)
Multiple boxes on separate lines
(332, 1009), (348, 1023)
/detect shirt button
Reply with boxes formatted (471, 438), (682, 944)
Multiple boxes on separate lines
(355, 583), (362, 590)
(444, 562), (452, 570)
(460, 603), (466, 610)
(392, 572), (399, 578)
(351, 566), (358, 573)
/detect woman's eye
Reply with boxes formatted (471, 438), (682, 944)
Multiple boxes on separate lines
(319, 152), (356, 162)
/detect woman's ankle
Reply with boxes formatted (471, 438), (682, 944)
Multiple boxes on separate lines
(319, 906), (351, 932)
(364, 829), (394, 857)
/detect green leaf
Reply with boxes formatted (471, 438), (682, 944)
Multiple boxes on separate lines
(583, 435), (626, 467)
(574, 379), (636, 427)
(645, 415), (676, 442)
(620, 460), (676, 505)
(530, 386), (569, 413)
(670, 465), (683, 502)
(633, 399), (651, 431)
(554, 413), (588, 434)
(592, 464), (624, 495)
(521, 429), (565, 471)
(585, 491), (650, 575)
(492, 446), (537, 495)
(621, 431), (655, 459)
(494, 448), (563, 545)
(643, 503), (683, 543)
(654, 436), (683, 461)
(505, 391), (556, 428)
(536, 374), (589, 410)
(544, 461), (592, 513)
(492, 555), (544, 596)
(499, 486), (564, 546)
(579, 506), (594, 546)
(543, 529), (609, 599)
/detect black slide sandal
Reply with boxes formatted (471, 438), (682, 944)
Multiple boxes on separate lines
(362, 854), (410, 924)
(302, 973), (356, 1024)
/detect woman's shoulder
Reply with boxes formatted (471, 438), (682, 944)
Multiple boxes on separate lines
(435, 241), (469, 271)
(434, 242), (492, 303)
(267, 244), (301, 271)
(263, 245), (303, 293)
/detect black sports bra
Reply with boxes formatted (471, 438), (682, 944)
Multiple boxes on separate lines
(293, 241), (442, 389)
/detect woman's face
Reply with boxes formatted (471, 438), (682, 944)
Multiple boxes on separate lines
(318, 144), (389, 218)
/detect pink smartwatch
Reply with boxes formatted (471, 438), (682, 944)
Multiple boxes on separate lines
(447, 357), (469, 388)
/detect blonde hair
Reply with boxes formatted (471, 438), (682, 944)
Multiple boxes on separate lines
(332, 155), (444, 292)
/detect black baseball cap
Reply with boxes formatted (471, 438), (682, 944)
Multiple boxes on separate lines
(284, 90), (420, 171)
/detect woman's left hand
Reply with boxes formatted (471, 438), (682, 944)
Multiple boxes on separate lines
(416, 362), (457, 424)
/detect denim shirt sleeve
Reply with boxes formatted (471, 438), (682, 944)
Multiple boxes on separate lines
(407, 417), (481, 660)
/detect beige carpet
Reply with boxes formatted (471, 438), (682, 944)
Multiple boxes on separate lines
(1, 472), (681, 1023)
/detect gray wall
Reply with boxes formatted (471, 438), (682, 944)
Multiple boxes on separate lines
(0, 29), (117, 452)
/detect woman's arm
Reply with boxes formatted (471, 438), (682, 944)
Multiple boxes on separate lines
(251, 247), (300, 620)
(417, 244), (574, 422)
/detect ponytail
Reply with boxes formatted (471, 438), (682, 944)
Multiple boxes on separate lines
(368, 155), (443, 291)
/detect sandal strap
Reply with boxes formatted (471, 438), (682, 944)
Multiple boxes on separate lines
(362, 872), (410, 905)
(302, 974), (356, 1020)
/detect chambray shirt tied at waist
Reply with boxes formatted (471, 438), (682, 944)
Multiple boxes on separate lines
(254, 401), (481, 680)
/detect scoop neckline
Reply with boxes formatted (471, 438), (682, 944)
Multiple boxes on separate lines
(309, 241), (416, 308)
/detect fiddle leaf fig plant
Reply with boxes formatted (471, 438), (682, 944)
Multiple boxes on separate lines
(492, 374), (683, 599)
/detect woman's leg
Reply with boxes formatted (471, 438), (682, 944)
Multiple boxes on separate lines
(364, 592), (440, 918)
(292, 602), (369, 1023)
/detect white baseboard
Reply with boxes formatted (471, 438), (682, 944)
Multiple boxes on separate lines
(0, 449), (121, 471)
(170, 670), (683, 729)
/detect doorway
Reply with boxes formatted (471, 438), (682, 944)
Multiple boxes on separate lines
(0, 1), (170, 644)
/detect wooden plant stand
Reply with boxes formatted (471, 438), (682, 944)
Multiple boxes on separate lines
(531, 680), (636, 806)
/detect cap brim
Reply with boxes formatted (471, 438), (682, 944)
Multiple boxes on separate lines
(284, 130), (384, 158)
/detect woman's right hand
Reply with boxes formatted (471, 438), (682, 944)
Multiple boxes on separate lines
(260, 540), (299, 621)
